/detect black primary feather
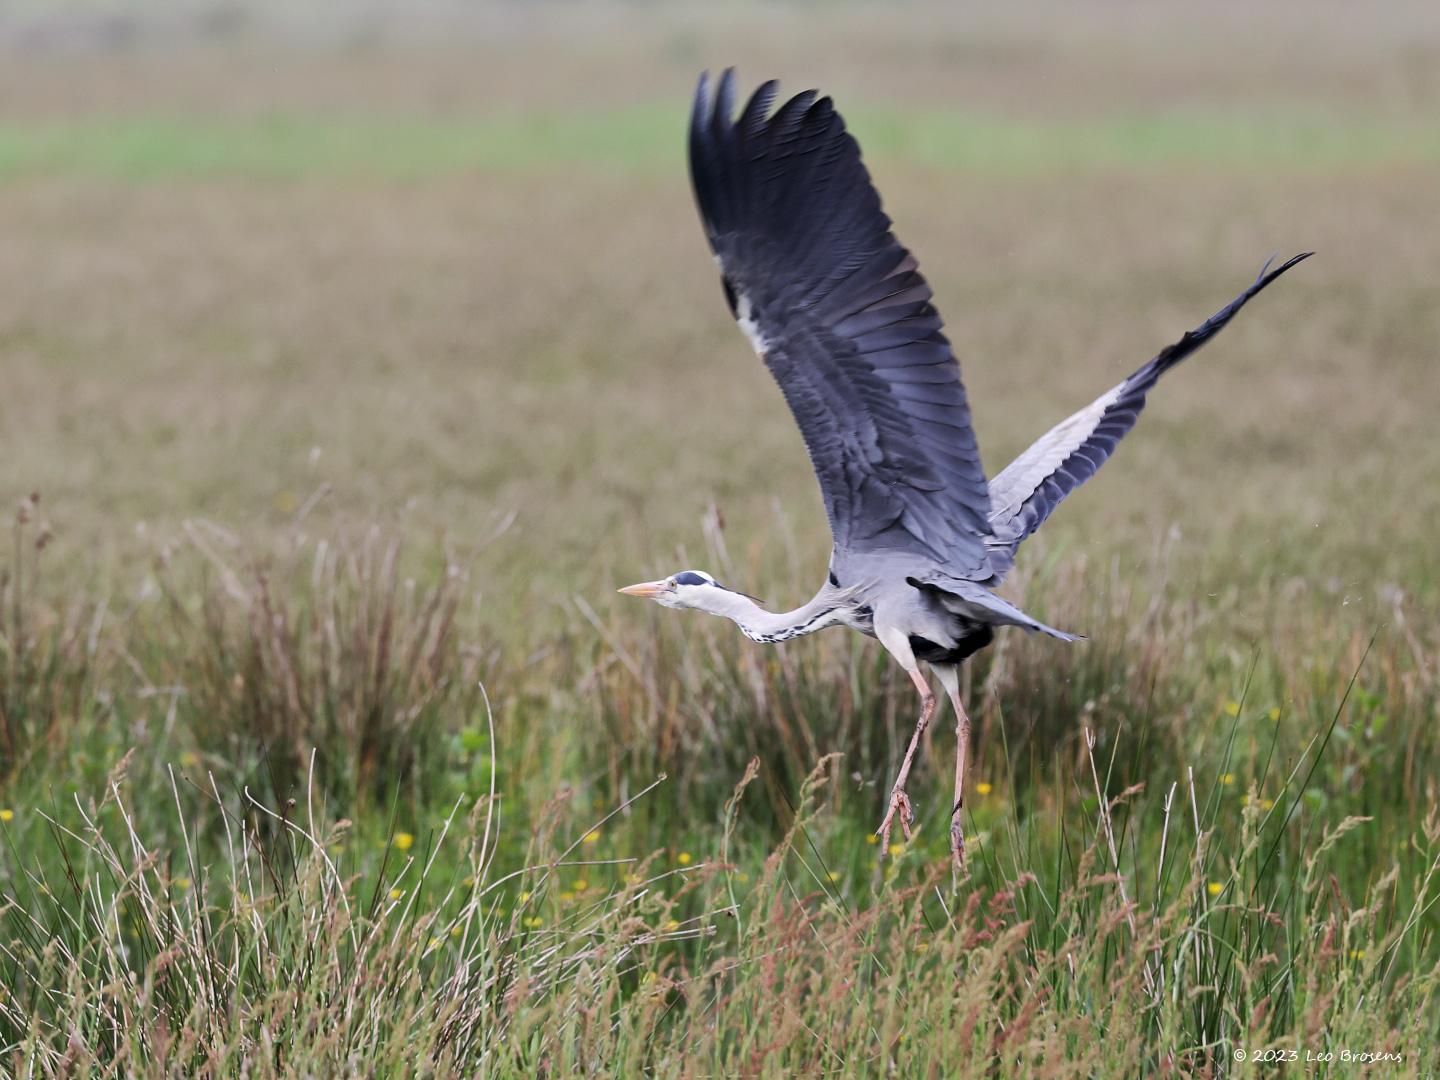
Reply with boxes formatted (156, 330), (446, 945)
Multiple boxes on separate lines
(985, 252), (1313, 578)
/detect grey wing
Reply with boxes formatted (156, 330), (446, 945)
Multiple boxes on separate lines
(689, 71), (992, 578)
(985, 253), (1312, 579)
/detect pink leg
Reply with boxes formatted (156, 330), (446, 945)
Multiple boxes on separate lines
(950, 695), (971, 872)
(877, 668), (936, 854)
(936, 664), (970, 874)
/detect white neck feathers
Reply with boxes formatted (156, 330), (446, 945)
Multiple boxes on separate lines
(694, 587), (843, 644)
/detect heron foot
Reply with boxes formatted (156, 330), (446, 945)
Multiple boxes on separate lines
(949, 806), (967, 875)
(877, 787), (914, 854)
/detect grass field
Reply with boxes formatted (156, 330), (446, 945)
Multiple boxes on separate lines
(1, 2), (1439, 1074)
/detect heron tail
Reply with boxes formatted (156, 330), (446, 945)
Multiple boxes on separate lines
(906, 572), (1083, 642)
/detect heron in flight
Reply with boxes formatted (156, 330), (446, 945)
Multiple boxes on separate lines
(620, 70), (1309, 869)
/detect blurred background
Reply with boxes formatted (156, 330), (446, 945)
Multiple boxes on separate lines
(1, 0), (1436, 623)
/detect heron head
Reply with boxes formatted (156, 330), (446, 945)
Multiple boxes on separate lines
(618, 569), (728, 609)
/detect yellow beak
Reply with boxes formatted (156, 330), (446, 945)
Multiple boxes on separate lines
(618, 580), (668, 599)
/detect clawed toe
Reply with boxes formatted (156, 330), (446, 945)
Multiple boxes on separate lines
(877, 789), (914, 853)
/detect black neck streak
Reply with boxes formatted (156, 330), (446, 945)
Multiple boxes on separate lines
(739, 605), (838, 644)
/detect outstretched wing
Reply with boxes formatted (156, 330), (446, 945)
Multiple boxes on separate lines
(985, 253), (1312, 579)
(689, 70), (992, 578)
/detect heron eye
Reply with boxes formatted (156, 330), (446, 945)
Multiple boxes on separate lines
(673, 571), (712, 587)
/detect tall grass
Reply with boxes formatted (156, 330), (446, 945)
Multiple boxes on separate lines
(1, 513), (1436, 1073)
(0, 494), (98, 781)
(5, 745), (1435, 1074)
(146, 522), (475, 810)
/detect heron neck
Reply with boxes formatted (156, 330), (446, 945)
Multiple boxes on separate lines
(700, 588), (842, 644)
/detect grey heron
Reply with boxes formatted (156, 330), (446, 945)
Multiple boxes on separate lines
(620, 70), (1309, 869)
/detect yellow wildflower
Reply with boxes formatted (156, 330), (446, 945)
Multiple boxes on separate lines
(1207, 882), (1222, 897)
(676, 852), (693, 866)
(1268, 706), (1282, 721)
(0, 809), (13, 823)
(1349, 949), (1366, 961)
(393, 832), (414, 852)
(888, 842), (906, 857)
(865, 834), (879, 845)
(388, 888), (402, 901)
(518, 890), (532, 903)
(572, 878), (588, 893)
(174, 876), (192, 890)
(1224, 701), (1241, 717)
(975, 782), (993, 796)
(665, 919), (680, 931)
(524, 917), (542, 929)
(1260, 798), (1275, 811)
(1221, 773), (1236, 786)
(736, 872), (750, 884)
(427, 937), (442, 950)
(826, 871), (841, 883)
(450, 924), (463, 937)
(179, 751), (199, 768)
(582, 829), (601, 845)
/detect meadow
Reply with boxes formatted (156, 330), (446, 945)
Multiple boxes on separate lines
(1, 3), (1439, 1075)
